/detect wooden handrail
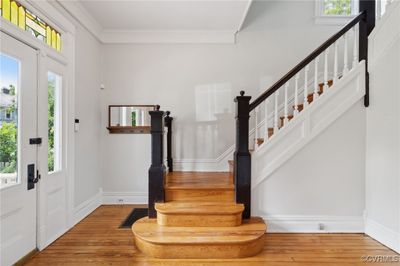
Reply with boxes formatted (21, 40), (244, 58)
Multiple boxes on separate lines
(249, 11), (366, 111)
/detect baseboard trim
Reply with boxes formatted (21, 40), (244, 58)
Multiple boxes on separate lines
(365, 218), (400, 253)
(262, 215), (364, 233)
(73, 189), (102, 226)
(102, 191), (148, 204)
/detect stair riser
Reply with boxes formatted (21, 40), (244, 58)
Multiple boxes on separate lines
(165, 189), (235, 202)
(157, 213), (242, 227)
(134, 235), (265, 259)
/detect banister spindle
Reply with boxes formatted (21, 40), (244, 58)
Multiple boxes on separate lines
(333, 41), (339, 83)
(352, 25), (359, 69)
(283, 82), (289, 126)
(343, 32), (349, 75)
(264, 100), (269, 141)
(274, 91), (279, 132)
(323, 48), (329, 92)
(304, 65), (309, 108)
(254, 107), (259, 149)
(294, 74), (299, 115)
(313, 56), (319, 100)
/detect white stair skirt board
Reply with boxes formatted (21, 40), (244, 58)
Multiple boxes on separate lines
(252, 61), (366, 189)
(365, 218), (400, 253)
(102, 192), (148, 204)
(264, 215), (364, 233)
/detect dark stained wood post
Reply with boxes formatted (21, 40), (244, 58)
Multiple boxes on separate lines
(164, 111), (173, 172)
(148, 105), (166, 218)
(234, 91), (251, 219)
(359, 0), (375, 107)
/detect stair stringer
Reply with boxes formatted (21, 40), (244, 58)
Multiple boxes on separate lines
(252, 60), (366, 189)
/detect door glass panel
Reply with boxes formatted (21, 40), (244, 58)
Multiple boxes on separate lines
(0, 53), (20, 188)
(48, 72), (62, 173)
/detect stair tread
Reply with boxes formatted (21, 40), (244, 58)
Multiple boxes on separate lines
(155, 202), (244, 214)
(132, 217), (266, 244)
(166, 172), (233, 189)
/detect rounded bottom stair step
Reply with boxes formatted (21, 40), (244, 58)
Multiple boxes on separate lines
(155, 202), (244, 227)
(132, 217), (266, 259)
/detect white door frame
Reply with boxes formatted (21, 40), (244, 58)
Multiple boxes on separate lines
(0, 0), (76, 250)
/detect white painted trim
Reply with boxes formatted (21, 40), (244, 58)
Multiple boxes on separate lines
(56, 0), (102, 41)
(365, 218), (400, 253)
(237, 0), (253, 32)
(263, 215), (364, 233)
(103, 192), (148, 205)
(100, 30), (236, 44)
(72, 189), (102, 227)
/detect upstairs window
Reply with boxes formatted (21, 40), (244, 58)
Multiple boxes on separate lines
(316, 0), (359, 24)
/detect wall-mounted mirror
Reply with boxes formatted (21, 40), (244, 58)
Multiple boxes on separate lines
(107, 105), (156, 133)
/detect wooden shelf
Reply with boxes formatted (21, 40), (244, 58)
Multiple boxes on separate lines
(107, 126), (151, 134)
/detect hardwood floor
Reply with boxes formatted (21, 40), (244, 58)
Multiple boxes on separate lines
(26, 205), (399, 265)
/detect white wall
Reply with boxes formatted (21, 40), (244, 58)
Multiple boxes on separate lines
(365, 2), (400, 252)
(100, 0), (346, 198)
(73, 22), (102, 207)
(253, 102), (366, 232)
(55, 4), (103, 208)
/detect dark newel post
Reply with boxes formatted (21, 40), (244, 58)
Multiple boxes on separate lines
(148, 105), (166, 218)
(359, 0), (375, 107)
(234, 91), (251, 219)
(164, 111), (173, 172)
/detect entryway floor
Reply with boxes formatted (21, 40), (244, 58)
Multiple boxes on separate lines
(26, 205), (398, 265)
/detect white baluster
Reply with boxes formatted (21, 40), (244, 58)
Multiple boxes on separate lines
(283, 82), (289, 126)
(343, 32), (349, 75)
(313, 56), (319, 100)
(333, 41), (339, 83)
(352, 25), (359, 69)
(254, 107), (259, 148)
(274, 91), (279, 132)
(323, 48), (329, 92)
(294, 73), (299, 115)
(264, 100), (269, 141)
(304, 65), (309, 108)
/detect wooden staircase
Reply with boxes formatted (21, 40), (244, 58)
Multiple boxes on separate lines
(132, 171), (266, 259)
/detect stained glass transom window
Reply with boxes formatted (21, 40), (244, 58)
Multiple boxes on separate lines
(0, 0), (61, 52)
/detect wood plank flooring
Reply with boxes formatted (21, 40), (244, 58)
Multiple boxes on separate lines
(26, 205), (399, 265)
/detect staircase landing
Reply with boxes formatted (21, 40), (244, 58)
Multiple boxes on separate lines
(132, 171), (267, 259)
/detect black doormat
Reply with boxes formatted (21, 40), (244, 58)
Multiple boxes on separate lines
(119, 208), (148, 228)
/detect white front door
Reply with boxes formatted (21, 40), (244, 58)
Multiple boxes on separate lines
(37, 56), (68, 248)
(0, 33), (38, 265)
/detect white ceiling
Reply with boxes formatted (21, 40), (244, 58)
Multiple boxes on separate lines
(59, 0), (253, 43)
(80, 1), (250, 31)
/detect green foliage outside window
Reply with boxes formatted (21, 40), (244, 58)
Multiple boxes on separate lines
(48, 77), (55, 172)
(324, 0), (352, 15)
(0, 122), (17, 173)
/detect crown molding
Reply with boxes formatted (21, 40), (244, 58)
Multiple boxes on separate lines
(57, 0), (103, 41)
(57, 1), (247, 44)
(100, 30), (236, 44)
